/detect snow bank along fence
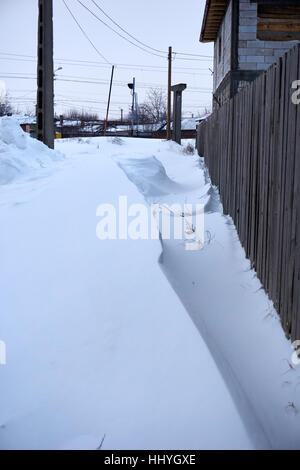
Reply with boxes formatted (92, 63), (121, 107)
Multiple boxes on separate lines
(197, 44), (300, 341)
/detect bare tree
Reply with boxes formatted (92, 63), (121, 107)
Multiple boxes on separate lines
(196, 107), (211, 118)
(139, 88), (167, 124)
(0, 95), (14, 117)
(24, 107), (36, 118)
(63, 108), (99, 121)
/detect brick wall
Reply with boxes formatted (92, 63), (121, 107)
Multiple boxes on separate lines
(238, 0), (298, 71)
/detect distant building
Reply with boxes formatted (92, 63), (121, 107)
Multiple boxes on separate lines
(157, 117), (203, 139)
(10, 114), (36, 137)
(56, 119), (103, 138)
(200, 0), (300, 108)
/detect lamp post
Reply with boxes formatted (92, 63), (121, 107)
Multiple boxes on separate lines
(53, 67), (63, 138)
(128, 78), (135, 137)
(54, 66), (63, 80)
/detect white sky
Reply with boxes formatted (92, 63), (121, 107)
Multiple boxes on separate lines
(1, 0), (213, 119)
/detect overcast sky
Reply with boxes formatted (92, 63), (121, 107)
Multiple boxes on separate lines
(1, 0), (213, 119)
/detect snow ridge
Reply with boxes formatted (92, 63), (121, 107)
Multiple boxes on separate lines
(0, 117), (64, 185)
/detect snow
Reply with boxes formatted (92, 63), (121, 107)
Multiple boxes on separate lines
(0, 128), (299, 449)
(108, 123), (163, 133)
(160, 118), (200, 131)
(0, 117), (64, 185)
(114, 154), (180, 199)
(114, 139), (300, 450)
(57, 120), (101, 131)
(0, 132), (251, 450)
(195, 112), (211, 122)
(9, 114), (36, 125)
(181, 118), (197, 130)
(56, 119), (81, 127)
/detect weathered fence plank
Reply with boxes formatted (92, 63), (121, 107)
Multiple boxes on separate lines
(197, 44), (300, 341)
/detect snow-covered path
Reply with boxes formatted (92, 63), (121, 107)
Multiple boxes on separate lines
(0, 136), (252, 450)
(114, 138), (300, 450)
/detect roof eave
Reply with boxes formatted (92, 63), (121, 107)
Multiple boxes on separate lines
(200, 0), (211, 42)
(200, 0), (229, 43)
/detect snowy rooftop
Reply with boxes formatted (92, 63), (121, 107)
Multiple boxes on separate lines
(9, 114), (36, 125)
(160, 117), (202, 131)
(195, 112), (211, 122)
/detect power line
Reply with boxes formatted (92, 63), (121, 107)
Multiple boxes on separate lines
(76, 0), (168, 59)
(1, 73), (212, 93)
(55, 73), (212, 90)
(0, 57), (36, 64)
(91, 0), (166, 55)
(55, 78), (212, 94)
(0, 56), (212, 75)
(91, 0), (213, 59)
(0, 52), (212, 69)
(9, 91), (211, 106)
(173, 51), (212, 58)
(62, 0), (111, 65)
(8, 89), (212, 108)
(173, 55), (212, 62)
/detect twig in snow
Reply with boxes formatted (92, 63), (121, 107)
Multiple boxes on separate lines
(285, 402), (298, 415)
(253, 286), (264, 294)
(281, 359), (296, 376)
(97, 434), (106, 450)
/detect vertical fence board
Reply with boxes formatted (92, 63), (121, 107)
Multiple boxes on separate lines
(197, 44), (300, 341)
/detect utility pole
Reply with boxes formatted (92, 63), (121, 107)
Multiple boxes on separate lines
(132, 77), (136, 136)
(167, 46), (172, 140)
(104, 65), (115, 136)
(128, 78), (136, 136)
(120, 108), (123, 124)
(37, 0), (54, 149)
(135, 92), (139, 137)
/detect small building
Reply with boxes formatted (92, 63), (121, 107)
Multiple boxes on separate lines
(156, 117), (201, 140)
(200, 0), (300, 108)
(10, 114), (36, 137)
(56, 118), (103, 138)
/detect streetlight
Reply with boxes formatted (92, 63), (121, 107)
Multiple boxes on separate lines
(54, 66), (63, 80)
(128, 79), (135, 136)
(53, 67), (63, 137)
(128, 78), (139, 136)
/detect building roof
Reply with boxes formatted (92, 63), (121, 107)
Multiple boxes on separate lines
(195, 112), (211, 122)
(200, 0), (229, 43)
(10, 114), (36, 125)
(160, 117), (201, 131)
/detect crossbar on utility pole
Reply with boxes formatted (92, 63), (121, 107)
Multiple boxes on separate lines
(104, 65), (115, 137)
(167, 46), (172, 141)
(37, 0), (55, 149)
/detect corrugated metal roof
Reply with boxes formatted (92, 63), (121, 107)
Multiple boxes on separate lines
(200, 0), (229, 43)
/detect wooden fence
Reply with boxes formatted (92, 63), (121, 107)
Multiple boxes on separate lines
(197, 44), (300, 340)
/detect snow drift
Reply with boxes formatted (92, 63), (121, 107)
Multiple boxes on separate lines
(0, 117), (64, 185)
(0, 137), (252, 450)
(113, 155), (180, 201)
